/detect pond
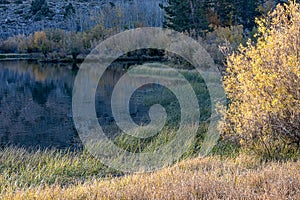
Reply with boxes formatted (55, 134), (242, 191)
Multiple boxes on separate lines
(0, 61), (79, 149)
(0, 60), (210, 150)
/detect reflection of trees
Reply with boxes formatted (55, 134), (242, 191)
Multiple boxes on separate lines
(31, 82), (54, 105)
(0, 61), (77, 149)
(0, 61), (75, 89)
(0, 60), (139, 148)
(0, 60), (185, 148)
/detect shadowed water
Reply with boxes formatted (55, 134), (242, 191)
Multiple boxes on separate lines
(0, 61), (138, 149)
(0, 60), (210, 150)
(0, 61), (172, 149)
(0, 61), (79, 149)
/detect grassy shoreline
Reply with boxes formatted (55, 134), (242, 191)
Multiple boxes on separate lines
(0, 147), (299, 199)
(0, 53), (82, 63)
(0, 53), (166, 64)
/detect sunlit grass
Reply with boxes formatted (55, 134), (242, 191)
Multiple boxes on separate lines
(0, 62), (297, 198)
(0, 149), (299, 199)
(0, 147), (118, 193)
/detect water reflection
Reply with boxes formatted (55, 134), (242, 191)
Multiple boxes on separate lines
(0, 61), (77, 149)
(0, 61), (172, 149)
(0, 60), (210, 149)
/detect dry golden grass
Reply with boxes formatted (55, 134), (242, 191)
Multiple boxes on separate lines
(1, 153), (299, 200)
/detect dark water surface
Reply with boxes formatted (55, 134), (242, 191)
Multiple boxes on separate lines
(0, 60), (210, 149)
(0, 60), (139, 149)
(0, 61), (78, 149)
(0, 60), (172, 149)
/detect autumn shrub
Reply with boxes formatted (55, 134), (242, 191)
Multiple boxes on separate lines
(15, 34), (29, 53)
(0, 37), (18, 53)
(28, 31), (53, 57)
(85, 24), (119, 49)
(200, 25), (245, 69)
(66, 32), (85, 61)
(45, 29), (66, 44)
(208, 25), (244, 49)
(45, 29), (68, 53)
(0, 35), (29, 53)
(223, 1), (300, 158)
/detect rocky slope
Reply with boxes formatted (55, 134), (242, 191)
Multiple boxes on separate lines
(0, 0), (165, 39)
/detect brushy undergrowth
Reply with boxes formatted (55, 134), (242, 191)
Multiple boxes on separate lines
(0, 147), (299, 200)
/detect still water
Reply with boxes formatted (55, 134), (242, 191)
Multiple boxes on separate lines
(0, 60), (136, 149)
(0, 60), (169, 149)
(0, 60), (210, 149)
(0, 61), (79, 149)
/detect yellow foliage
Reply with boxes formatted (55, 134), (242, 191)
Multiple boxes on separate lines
(223, 1), (300, 156)
(33, 31), (47, 47)
(27, 31), (52, 56)
(209, 25), (244, 45)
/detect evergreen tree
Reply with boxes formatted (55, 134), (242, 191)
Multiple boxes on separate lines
(160, 0), (191, 32)
(210, 0), (262, 29)
(233, 0), (261, 29)
(160, 0), (288, 34)
(31, 0), (54, 21)
(213, 0), (235, 26)
(194, 0), (211, 33)
(160, 0), (210, 34)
